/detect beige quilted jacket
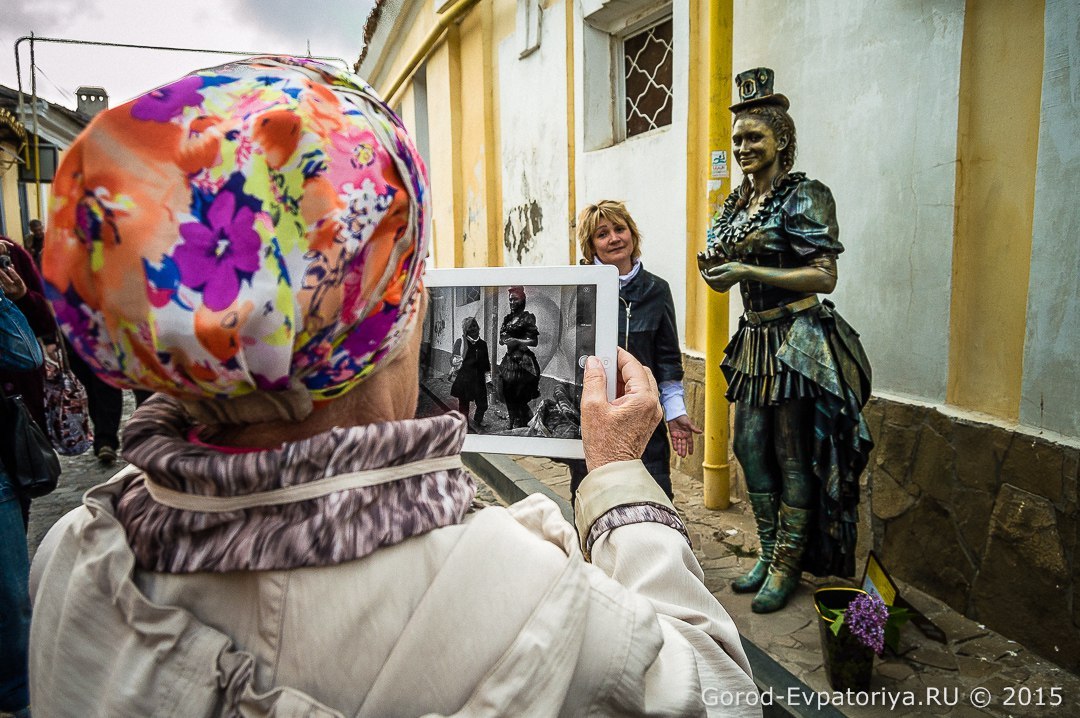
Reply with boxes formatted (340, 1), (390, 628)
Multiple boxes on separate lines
(30, 460), (758, 717)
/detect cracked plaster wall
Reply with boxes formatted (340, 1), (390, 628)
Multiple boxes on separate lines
(498, 0), (569, 266)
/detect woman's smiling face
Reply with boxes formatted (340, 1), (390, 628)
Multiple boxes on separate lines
(732, 116), (782, 176)
(592, 218), (635, 272)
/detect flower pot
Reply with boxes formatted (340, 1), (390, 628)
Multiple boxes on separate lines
(815, 587), (875, 692)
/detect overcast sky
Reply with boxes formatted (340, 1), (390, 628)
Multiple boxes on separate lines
(1, 0), (378, 108)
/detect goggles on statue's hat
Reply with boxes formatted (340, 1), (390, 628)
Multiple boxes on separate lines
(730, 67), (790, 112)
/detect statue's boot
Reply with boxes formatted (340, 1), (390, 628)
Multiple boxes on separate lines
(731, 492), (780, 593)
(751, 503), (812, 614)
(474, 409), (486, 427)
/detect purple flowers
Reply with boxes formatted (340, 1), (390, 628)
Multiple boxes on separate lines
(844, 593), (890, 655)
(174, 191), (262, 311)
(131, 76), (204, 122)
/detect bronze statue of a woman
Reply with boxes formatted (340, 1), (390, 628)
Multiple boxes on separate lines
(699, 68), (873, 613)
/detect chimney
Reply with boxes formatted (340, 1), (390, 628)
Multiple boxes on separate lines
(76, 86), (109, 117)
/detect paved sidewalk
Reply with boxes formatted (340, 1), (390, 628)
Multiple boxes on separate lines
(507, 456), (1080, 718)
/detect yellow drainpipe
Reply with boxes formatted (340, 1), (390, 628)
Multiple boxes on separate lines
(702, 0), (733, 510)
(383, 0), (481, 107)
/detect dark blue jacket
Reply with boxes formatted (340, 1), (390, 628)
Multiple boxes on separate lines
(618, 267), (683, 384)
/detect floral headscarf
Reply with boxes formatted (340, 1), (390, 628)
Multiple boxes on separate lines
(43, 57), (429, 421)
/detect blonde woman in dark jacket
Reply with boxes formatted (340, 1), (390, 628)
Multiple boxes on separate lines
(575, 201), (702, 499)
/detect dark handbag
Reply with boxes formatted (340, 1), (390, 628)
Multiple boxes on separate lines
(42, 338), (94, 456)
(0, 387), (61, 498)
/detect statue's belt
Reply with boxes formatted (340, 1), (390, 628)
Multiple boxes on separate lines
(744, 295), (820, 326)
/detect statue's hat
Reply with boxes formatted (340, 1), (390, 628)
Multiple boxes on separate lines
(730, 67), (790, 112)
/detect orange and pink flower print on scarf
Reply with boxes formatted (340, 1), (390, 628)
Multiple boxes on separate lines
(43, 56), (429, 404)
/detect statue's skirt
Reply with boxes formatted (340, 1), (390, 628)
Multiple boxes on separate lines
(722, 300), (874, 578)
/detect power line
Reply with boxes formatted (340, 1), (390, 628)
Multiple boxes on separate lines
(10, 32), (358, 210)
(16, 34), (349, 67)
(33, 63), (75, 102)
(14, 34), (352, 102)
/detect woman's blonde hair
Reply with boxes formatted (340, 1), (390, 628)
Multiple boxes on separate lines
(576, 200), (642, 264)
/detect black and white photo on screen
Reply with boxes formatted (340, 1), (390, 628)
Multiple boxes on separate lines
(416, 266), (617, 458)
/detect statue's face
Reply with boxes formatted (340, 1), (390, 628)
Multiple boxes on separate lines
(508, 293), (524, 312)
(732, 117), (783, 176)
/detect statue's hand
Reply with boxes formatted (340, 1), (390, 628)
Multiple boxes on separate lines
(696, 249), (716, 275)
(701, 261), (748, 293)
(697, 249), (722, 286)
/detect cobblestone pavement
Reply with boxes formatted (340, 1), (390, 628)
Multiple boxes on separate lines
(26, 393), (138, 560)
(471, 473), (505, 508)
(512, 456), (1080, 717)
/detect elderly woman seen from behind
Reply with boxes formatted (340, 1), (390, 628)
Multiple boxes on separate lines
(29, 57), (757, 716)
(449, 315), (490, 428)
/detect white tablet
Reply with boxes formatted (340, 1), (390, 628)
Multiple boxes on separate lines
(418, 265), (619, 458)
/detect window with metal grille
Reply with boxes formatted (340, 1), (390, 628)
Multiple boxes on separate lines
(622, 18), (673, 139)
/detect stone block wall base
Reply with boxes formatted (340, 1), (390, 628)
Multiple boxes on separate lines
(865, 395), (1080, 674)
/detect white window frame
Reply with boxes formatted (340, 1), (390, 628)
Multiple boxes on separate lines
(614, 13), (674, 143)
(518, 0), (543, 59)
(581, 0), (673, 151)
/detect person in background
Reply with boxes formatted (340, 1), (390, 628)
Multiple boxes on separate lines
(29, 57), (758, 716)
(449, 315), (490, 429)
(22, 220), (44, 268)
(574, 200), (702, 499)
(64, 346), (124, 465)
(132, 389), (155, 406)
(0, 237), (56, 518)
(0, 236), (54, 718)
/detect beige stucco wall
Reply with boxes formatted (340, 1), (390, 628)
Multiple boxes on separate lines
(364, 0), (1079, 444)
(947, 0), (1043, 422)
(498, 0), (572, 266)
(0, 143), (53, 245)
(0, 143), (23, 239)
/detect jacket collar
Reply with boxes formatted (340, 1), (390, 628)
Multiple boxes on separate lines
(592, 256), (643, 287)
(618, 265), (659, 303)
